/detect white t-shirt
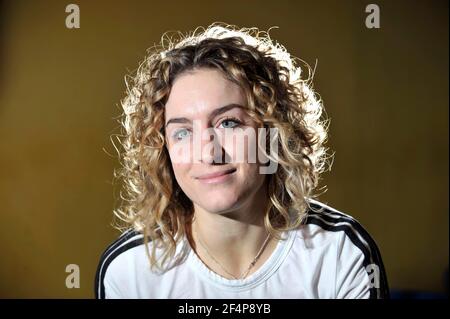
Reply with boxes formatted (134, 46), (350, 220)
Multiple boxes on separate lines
(95, 200), (389, 299)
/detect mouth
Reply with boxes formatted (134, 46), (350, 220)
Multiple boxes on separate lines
(195, 168), (237, 184)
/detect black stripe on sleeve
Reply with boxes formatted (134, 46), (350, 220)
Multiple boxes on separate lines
(94, 230), (144, 299)
(305, 203), (390, 299)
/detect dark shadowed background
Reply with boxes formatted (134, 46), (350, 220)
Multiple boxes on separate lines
(0, 0), (448, 298)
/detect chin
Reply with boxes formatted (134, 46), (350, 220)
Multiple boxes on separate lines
(203, 200), (238, 214)
(195, 193), (241, 214)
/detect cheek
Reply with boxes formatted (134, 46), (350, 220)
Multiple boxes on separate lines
(169, 161), (193, 193)
(237, 162), (264, 184)
(221, 128), (260, 163)
(167, 140), (193, 164)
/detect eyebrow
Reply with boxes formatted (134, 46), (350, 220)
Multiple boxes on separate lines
(165, 103), (244, 128)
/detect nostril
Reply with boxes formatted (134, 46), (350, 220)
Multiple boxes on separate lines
(200, 145), (225, 164)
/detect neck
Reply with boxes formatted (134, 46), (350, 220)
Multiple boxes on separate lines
(188, 184), (278, 279)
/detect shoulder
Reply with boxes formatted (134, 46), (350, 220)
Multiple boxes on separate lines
(301, 199), (376, 244)
(302, 199), (383, 256)
(298, 199), (390, 299)
(94, 229), (146, 299)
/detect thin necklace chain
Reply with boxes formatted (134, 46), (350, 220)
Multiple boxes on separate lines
(193, 223), (272, 280)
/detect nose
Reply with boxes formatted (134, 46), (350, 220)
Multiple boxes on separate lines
(200, 129), (224, 164)
(193, 121), (225, 164)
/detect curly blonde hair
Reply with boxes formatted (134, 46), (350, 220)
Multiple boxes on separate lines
(111, 22), (332, 272)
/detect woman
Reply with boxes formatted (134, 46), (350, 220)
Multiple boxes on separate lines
(95, 23), (389, 299)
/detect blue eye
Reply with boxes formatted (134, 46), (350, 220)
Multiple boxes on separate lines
(219, 118), (241, 129)
(173, 129), (191, 140)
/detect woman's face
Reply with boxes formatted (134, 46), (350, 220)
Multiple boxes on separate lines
(164, 68), (267, 215)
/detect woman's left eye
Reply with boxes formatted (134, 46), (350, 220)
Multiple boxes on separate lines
(218, 118), (241, 129)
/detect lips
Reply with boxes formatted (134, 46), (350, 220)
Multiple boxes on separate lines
(195, 168), (237, 180)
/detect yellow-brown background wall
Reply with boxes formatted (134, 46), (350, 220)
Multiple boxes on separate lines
(0, 0), (448, 298)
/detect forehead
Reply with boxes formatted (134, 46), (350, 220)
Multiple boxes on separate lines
(165, 68), (245, 117)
